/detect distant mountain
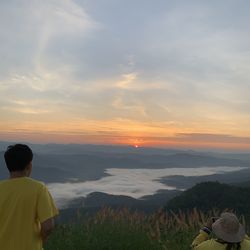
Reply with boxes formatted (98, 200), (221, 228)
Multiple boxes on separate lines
(57, 189), (182, 223)
(165, 182), (250, 214)
(1, 141), (249, 158)
(68, 189), (181, 210)
(159, 167), (250, 189)
(0, 141), (186, 155)
(0, 151), (111, 182)
(58, 181), (250, 224)
(164, 153), (249, 166)
(71, 192), (142, 208)
(204, 152), (250, 161)
(1, 145), (250, 185)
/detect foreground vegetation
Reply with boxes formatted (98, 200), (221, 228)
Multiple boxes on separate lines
(45, 207), (248, 250)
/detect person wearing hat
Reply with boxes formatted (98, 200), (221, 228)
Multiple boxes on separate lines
(192, 212), (250, 249)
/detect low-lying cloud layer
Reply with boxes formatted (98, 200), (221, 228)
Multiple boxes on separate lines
(48, 166), (245, 208)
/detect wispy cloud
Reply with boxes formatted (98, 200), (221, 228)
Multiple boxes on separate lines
(116, 73), (138, 89)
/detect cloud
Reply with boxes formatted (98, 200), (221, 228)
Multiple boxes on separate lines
(116, 73), (138, 89)
(48, 166), (244, 208)
(0, 0), (97, 83)
(0, 0), (98, 117)
(0, 0), (250, 148)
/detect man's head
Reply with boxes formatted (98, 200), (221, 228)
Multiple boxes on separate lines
(4, 144), (33, 176)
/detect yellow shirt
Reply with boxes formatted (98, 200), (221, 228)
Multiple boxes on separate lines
(192, 230), (250, 250)
(0, 177), (58, 250)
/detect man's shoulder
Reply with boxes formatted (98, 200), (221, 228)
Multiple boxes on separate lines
(25, 177), (46, 189)
(0, 179), (8, 187)
(242, 238), (250, 247)
(195, 239), (222, 249)
(0, 178), (47, 197)
(0, 177), (44, 184)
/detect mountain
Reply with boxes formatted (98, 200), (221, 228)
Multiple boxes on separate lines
(1, 148), (249, 184)
(0, 141), (186, 155)
(58, 181), (250, 224)
(159, 167), (250, 189)
(57, 189), (182, 223)
(233, 180), (250, 188)
(66, 189), (181, 209)
(165, 181), (250, 214)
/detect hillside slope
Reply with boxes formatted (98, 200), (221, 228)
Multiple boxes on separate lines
(165, 181), (250, 214)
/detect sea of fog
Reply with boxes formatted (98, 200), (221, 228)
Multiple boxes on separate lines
(48, 166), (245, 208)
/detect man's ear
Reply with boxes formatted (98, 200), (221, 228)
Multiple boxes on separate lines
(26, 162), (32, 176)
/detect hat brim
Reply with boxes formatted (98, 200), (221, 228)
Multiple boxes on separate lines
(212, 219), (245, 243)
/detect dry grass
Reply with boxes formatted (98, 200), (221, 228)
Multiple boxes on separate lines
(45, 207), (248, 250)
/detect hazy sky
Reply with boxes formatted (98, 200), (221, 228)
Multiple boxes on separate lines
(0, 0), (250, 150)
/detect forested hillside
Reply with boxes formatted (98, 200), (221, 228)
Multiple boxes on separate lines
(165, 181), (250, 215)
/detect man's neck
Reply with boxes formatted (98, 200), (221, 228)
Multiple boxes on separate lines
(10, 171), (27, 179)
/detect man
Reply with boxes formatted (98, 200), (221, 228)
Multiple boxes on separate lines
(0, 144), (59, 250)
(192, 212), (250, 249)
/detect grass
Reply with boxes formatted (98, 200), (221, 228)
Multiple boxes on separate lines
(44, 207), (248, 250)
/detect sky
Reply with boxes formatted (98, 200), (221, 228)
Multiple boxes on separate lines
(0, 0), (250, 151)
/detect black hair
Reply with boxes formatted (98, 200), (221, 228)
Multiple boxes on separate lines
(216, 239), (241, 250)
(4, 144), (33, 172)
(226, 243), (241, 250)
